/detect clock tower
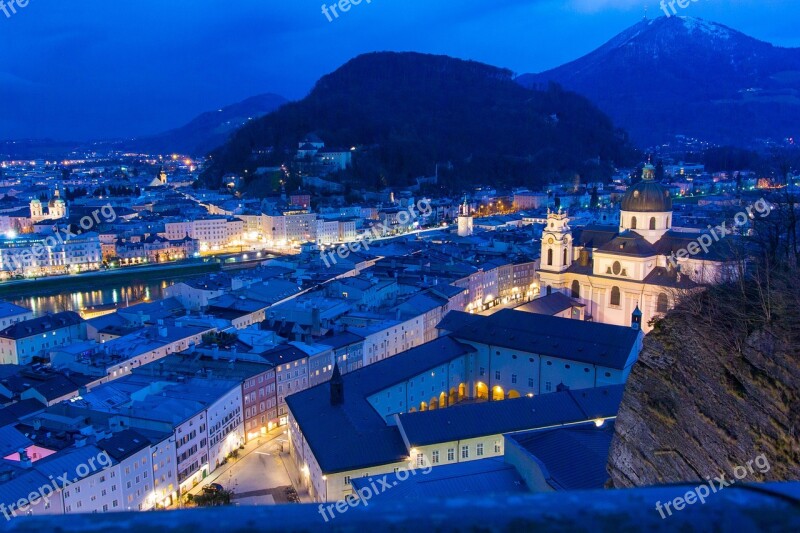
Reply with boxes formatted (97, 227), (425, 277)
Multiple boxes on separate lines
(541, 208), (573, 273)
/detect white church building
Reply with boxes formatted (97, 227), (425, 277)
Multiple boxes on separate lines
(538, 165), (737, 333)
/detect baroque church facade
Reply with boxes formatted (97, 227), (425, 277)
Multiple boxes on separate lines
(539, 165), (736, 333)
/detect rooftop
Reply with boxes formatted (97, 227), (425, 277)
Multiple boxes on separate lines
(286, 337), (476, 473)
(446, 309), (641, 370)
(396, 385), (623, 446)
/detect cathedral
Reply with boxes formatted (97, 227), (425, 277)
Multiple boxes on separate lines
(29, 188), (69, 222)
(539, 165), (736, 333)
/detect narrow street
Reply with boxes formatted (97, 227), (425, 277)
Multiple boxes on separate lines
(176, 427), (311, 508)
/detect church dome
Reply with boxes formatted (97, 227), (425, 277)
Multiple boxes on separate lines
(620, 165), (672, 213)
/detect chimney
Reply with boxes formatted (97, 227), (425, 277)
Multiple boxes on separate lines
(578, 249), (590, 267)
(330, 362), (344, 406)
(18, 449), (32, 468)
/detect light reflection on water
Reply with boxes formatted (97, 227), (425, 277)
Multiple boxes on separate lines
(11, 279), (175, 317)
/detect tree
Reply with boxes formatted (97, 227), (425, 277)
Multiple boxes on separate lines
(590, 187), (600, 210)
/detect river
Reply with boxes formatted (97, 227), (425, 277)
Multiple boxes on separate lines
(7, 276), (195, 317)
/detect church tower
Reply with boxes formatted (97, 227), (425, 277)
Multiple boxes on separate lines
(457, 196), (473, 237)
(30, 199), (43, 220)
(619, 164), (673, 244)
(50, 188), (68, 220)
(541, 208), (573, 272)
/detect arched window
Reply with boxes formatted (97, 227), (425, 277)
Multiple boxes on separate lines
(610, 286), (621, 307)
(571, 280), (580, 299)
(563, 248), (568, 265)
(657, 293), (669, 313)
(631, 216), (637, 230)
(547, 248), (553, 266)
(650, 217), (657, 230)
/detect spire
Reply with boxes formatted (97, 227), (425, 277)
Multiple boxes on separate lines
(632, 305), (643, 331)
(330, 362), (344, 405)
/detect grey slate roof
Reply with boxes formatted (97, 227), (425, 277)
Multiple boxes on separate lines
(285, 337), (476, 474)
(596, 232), (658, 257)
(505, 420), (616, 491)
(447, 309), (640, 369)
(0, 312), (83, 340)
(516, 292), (584, 316)
(396, 385), (622, 446)
(350, 457), (527, 501)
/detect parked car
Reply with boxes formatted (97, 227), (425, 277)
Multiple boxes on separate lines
(203, 483), (225, 494)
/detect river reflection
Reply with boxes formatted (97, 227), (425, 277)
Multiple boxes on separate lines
(11, 279), (176, 317)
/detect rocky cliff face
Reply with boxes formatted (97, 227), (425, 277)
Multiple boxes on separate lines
(608, 276), (800, 487)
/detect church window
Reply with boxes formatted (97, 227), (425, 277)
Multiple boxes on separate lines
(547, 249), (553, 266)
(650, 217), (657, 230)
(631, 217), (637, 230)
(610, 287), (621, 307)
(571, 280), (580, 299)
(657, 293), (669, 313)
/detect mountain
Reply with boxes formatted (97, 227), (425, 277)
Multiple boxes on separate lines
(203, 52), (637, 191)
(129, 93), (288, 156)
(0, 94), (288, 159)
(518, 16), (800, 147)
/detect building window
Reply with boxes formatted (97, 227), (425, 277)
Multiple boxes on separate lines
(447, 448), (455, 462)
(416, 453), (425, 467)
(546, 381), (552, 392)
(477, 443), (484, 457)
(511, 374), (517, 384)
(494, 441), (501, 453)
(650, 217), (657, 230)
(528, 378), (534, 387)
(631, 216), (637, 230)
(657, 293), (669, 313)
(495, 371), (500, 380)
(571, 280), (580, 299)
(432, 450), (440, 464)
(461, 445), (469, 459)
(344, 476), (351, 486)
(612, 261), (622, 276)
(610, 286), (621, 306)
(547, 248), (553, 266)
(479, 367), (485, 376)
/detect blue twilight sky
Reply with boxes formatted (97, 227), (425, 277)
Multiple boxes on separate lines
(0, 0), (797, 140)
